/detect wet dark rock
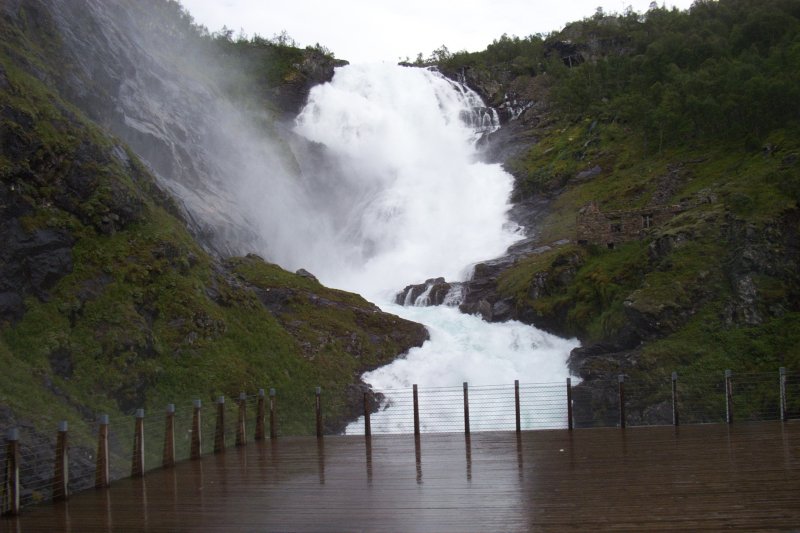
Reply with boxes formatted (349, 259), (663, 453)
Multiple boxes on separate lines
(296, 268), (319, 283)
(575, 165), (602, 181)
(0, 220), (74, 322)
(0, 64), (8, 89)
(325, 383), (386, 434)
(0, 290), (24, 322)
(271, 50), (349, 116)
(395, 277), (456, 306)
(48, 347), (73, 378)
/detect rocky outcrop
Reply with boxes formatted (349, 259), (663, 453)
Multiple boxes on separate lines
(271, 49), (349, 115)
(395, 278), (462, 307)
(2, 0), (346, 258)
(0, 221), (73, 323)
(722, 210), (800, 325)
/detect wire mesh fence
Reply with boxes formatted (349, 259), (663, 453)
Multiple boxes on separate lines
(1, 368), (797, 515)
(786, 370), (800, 419)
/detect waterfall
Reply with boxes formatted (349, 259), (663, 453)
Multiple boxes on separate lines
(285, 64), (579, 433)
(291, 64), (514, 299)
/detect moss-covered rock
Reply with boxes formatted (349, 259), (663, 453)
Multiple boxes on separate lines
(0, 1), (426, 497)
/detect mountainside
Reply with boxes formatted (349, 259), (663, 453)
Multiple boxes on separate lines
(424, 0), (800, 421)
(3, 0), (799, 465)
(0, 0), (426, 483)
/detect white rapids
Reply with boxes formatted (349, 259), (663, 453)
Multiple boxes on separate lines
(286, 63), (580, 433)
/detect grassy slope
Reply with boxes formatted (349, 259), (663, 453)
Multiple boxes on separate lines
(0, 4), (424, 467)
(499, 119), (800, 378)
(437, 1), (800, 397)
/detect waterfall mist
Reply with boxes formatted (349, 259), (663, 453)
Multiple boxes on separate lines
(285, 64), (579, 432)
(52, 0), (579, 431)
(51, 0), (515, 300)
(288, 64), (518, 299)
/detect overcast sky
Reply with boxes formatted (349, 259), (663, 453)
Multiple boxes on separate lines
(178, 0), (696, 63)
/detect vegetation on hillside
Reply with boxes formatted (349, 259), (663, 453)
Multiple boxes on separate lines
(0, 0), (421, 485)
(434, 0), (800, 408)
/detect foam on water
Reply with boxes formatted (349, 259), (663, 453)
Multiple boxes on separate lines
(287, 64), (579, 432)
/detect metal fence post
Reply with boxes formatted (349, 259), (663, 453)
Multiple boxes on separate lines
(54, 421), (69, 501)
(131, 409), (145, 477)
(95, 415), (110, 488)
(363, 391), (372, 437)
(463, 382), (470, 436)
(269, 388), (277, 439)
(780, 367), (787, 422)
(236, 392), (247, 447)
(672, 372), (679, 427)
(725, 370), (733, 424)
(514, 380), (521, 433)
(315, 387), (323, 438)
(255, 389), (266, 441)
(618, 375), (626, 429)
(163, 404), (175, 468)
(2, 428), (20, 516)
(214, 396), (226, 453)
(566, 378), (573, 430)
(191, 400), (202, 459)
(413, 384), (420, 436)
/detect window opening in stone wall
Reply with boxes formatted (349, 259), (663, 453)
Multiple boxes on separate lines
(642, 214), (653, 228)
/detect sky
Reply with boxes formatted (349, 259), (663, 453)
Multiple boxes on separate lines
(178, 0), (696, 64)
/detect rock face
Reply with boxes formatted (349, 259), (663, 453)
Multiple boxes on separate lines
(395, 278), (463, 307)
(0, 221), (73, 323)
(4, 0), (344, 258)
(0, 0), (431, 497)
(271, 49), (349, 115)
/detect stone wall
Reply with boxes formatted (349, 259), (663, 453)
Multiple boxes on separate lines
(577, 202), (684, 247)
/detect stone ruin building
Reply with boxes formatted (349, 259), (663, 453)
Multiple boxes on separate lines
(576, 202), (684, 248)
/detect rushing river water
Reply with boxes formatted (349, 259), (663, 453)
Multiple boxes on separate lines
(287, 64), (578, 432)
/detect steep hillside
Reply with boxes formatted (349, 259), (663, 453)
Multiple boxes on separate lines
(0, 0), (426, 484)
(431, 0), (800, 420)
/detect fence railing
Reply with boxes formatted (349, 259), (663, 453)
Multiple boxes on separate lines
(1, 368), (797, 516)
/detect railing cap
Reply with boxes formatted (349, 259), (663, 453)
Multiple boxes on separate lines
(217, 395), (225, 404)
(59, 421), (69, 432)
(6, 428), (19, 441)
(315, 386), (321, 395)
(193, 399), (202, 408)
(167, 403), (176, 413)
(258, 388), (265, 397)
(136, 408), (145, 419)
(98, 414), (109, 425)
(269, 388), (276, 397)
(239, 392), (247, 401)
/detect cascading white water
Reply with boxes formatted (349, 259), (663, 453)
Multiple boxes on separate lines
(288, 64), (579, 433)
(292, 64), (520, 299)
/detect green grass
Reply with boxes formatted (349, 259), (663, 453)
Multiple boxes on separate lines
(0, 32), (423, 469)
(498, 107), (800, 368)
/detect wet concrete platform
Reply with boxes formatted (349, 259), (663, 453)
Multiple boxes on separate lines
(4, 421), (800, 531)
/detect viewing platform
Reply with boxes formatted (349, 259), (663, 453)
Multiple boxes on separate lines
(4, 421), (799, 532)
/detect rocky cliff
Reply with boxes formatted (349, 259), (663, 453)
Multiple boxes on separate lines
(0, 0), (426, 496)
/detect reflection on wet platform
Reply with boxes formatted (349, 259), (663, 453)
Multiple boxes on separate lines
(5, 422), (800, 532)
